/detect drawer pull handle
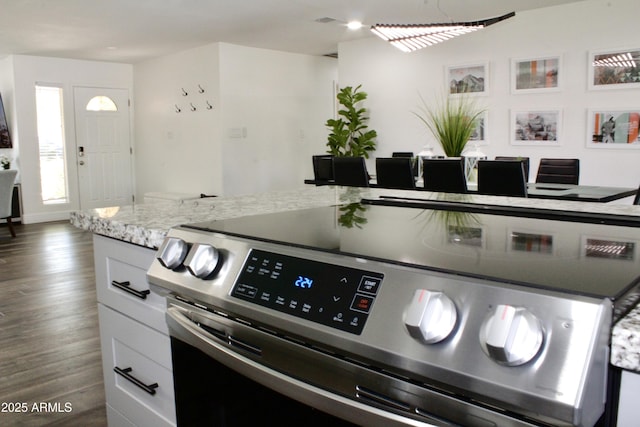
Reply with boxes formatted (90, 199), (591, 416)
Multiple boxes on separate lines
(112, 280), (151, 300)
(113, 366), (159, 395)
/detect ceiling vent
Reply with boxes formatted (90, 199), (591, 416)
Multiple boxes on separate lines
(315, 17), (339, 24)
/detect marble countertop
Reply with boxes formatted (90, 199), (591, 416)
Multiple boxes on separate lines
(612, 305), (640, 372)
(70, 185), (640, 373)
(71, 187), (365, 249)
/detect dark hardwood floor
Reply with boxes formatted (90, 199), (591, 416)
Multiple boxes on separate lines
(0, 221), (107, 426)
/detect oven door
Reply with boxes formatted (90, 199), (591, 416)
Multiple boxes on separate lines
(166, 301), (449, 427)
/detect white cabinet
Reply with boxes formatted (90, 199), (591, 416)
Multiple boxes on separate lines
(99, 305), (175, 427)
(93, 235), (176, 427)
(617, 370), (640, 427)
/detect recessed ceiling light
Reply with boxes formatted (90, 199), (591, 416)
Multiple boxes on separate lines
(347, 21), (363, 30)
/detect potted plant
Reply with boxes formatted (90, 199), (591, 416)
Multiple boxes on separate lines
(0, 155), (10, 169)
(325, 85), (377, 158)
(414, 93), (484, 157)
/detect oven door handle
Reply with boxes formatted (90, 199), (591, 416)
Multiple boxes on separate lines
(166, 306), (439, 427)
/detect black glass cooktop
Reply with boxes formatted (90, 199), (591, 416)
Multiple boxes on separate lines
(185, 201), (640, 303)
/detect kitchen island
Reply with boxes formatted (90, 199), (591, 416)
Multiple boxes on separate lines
(72, 186), (640, 425)
(71, 186), (640, 250)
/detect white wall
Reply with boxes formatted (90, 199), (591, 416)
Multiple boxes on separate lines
(133, 43), (223, 200)
(134, 42), (337, 199)
(338, 0), (640, 187)
(218, 43), (337, 195)
(9, 55), (133, 223)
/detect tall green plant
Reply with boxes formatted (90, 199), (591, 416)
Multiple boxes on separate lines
(326, 85), (377, 158)
(414, 94), (484, 157)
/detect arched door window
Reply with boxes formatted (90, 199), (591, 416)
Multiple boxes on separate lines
(86, 95), (118, 111)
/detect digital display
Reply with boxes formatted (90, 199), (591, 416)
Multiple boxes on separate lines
(231, 249), (383, 334)
(295, 276), (313, 289)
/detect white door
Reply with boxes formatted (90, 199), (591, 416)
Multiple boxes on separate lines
(74, 87), (133, 209)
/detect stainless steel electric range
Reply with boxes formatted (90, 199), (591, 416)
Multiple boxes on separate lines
(147, 198), (640, 427)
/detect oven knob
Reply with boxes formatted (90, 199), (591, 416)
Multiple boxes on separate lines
(405, 289), (457, 344)
(184, 243), (221, 279)
(156, 237), (189, 270)
(479, 304), (544, 366)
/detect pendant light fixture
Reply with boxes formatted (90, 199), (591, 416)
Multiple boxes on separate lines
(370, 11), (515, 53)
(592, 52), (637, 68)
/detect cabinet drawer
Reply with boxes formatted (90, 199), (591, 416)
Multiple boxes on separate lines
(106, 404), (136, 427)
(99, 304), (175, 427)
(94, 235), (168, 334)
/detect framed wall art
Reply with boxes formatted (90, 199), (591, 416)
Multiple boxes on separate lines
(511, 110), (561, 146)
(587, 109), (640, 148)
(511, 55), (561, 93)
(509, 230), (555, 254)
(588, 48), (640, 90)
(447, 225), (485, 248)
(468, 111), (488, 146)
(581, 236), (636, 261)
(446, 62), (488, 95)
(0, 94), (12, 149)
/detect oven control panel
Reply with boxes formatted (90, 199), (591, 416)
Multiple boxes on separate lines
(231, 249), (383, 335)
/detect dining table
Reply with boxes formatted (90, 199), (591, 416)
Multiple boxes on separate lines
(304, 179), (638, 203)
(524, 182), (638, 203)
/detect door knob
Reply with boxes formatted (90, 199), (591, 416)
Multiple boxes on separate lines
(79, 160), (85, 166)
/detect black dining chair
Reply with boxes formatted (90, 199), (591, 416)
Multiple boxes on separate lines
(392, 152), (414, 158)
(375, 157), (416, 190)
(477, 160), (528, 197)
(332, 156), (370, 187)
(495, 156), (530, 182)
(312, 155), (334, 183)
(392, 152), (418, 176)
(535, 158), (580, 185)
(422, 158), (467, 193)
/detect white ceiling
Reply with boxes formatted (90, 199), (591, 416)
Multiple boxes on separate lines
(0, 0), (583, 63)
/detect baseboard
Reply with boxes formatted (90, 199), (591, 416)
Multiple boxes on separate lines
(22, 211), (72, 224)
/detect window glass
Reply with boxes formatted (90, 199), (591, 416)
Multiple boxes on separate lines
(86, 95), (117, 111)
(35, 85), (68, 204)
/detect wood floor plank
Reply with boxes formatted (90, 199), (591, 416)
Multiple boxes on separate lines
(0, 222), (107, 426)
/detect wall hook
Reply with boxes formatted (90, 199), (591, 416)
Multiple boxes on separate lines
(175, 104), (182, 113)
(206, 100), (213, 110)
(190, 102), (197, 111)
(181, 88), (188, 96)
(198, 84), (205, 94)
